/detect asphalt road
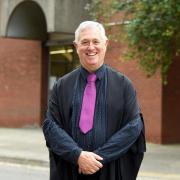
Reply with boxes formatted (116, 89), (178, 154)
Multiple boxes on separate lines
(0, 162), (49, 180)
(1, 161), (180, 180)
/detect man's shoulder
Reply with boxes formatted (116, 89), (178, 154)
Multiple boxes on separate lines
(62, 67), (80, 80)
(106, 65), (132, 84)
(56, 67), (80, 85)
(52, 67), (80, 91)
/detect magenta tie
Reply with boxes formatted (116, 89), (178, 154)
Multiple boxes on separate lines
(79, 73), (97, 134)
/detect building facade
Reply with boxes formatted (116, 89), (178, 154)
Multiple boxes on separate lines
(0, 0), (179, 144)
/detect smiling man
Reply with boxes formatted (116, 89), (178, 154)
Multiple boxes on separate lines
(43, 21), (146, 180)
(74, 22), (108, 72)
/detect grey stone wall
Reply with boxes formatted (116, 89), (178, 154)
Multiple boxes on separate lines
(55, 0), (91, 33)
(0, 0), (91, 37)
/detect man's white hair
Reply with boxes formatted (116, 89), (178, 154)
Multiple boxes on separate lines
(74, 21), (108, 43)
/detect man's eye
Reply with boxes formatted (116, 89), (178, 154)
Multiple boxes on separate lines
(81, 41), (89, 45)
(94, 41), (100, 44)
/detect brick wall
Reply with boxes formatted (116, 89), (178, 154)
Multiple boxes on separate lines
(0, 38), (42, 127)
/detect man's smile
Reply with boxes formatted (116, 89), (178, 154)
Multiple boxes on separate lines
(86, 52), (97, 56)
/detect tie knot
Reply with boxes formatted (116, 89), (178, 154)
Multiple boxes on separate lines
(87, 73), (97, 82)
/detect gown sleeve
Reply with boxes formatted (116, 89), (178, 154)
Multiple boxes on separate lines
(42, 81), (82, 165)
(94, 77), (145, 164)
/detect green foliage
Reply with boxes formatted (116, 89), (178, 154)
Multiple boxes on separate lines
(88, 0), (180, 83)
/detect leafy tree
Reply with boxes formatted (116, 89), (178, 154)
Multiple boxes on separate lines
(86, 0), (180, 83)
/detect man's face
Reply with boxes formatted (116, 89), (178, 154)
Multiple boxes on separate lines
(74, 27), (108, 72)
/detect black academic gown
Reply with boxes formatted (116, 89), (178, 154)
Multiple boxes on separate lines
(43, 65), (146, 180)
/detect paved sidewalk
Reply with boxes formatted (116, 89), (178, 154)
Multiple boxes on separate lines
(0, 128), (180, 180)
(138, 143), (180, 180)
(0, 128), (48, 167)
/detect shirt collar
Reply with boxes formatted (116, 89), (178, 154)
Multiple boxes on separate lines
(80, 64), (106, 81)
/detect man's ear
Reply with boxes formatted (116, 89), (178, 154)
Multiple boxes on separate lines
(73, 41), (79, 54)
(105, 39), (109, 47)
(73, 41), (77, 48)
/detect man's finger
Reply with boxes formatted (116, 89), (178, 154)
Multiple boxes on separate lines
(96, 161), (103, 168)
(78, 168), (82, 174)
(92, 153), (103, 161)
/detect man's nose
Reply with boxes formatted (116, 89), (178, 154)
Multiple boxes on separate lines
(87, 42), (95, 50)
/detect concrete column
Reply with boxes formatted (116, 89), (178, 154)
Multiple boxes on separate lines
(162, 55), (180, 143)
